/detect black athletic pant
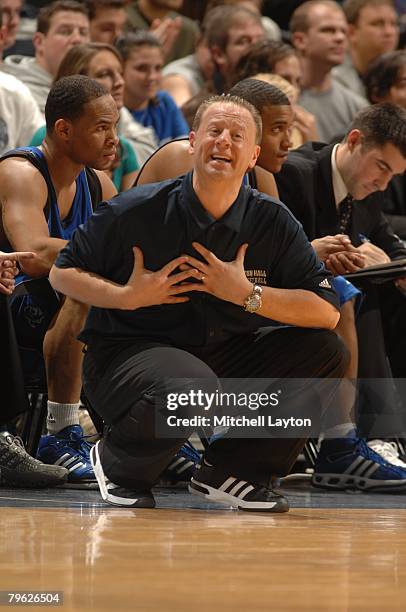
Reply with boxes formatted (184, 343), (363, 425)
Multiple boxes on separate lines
(83, 327), (347, 489)
(1, 294), (29, 426)
(356, 285), (406, 437)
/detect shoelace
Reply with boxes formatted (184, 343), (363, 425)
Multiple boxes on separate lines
(178, 440), (201, 463)
(0, 433), (41, 463)
(1, 433), (29, 452)
(6, 434), (24, 448)
(357, 439), (404, 470)
(56, 432), (93, 458)
(368, 440), (406, 468)
(368, 439), (399, 457)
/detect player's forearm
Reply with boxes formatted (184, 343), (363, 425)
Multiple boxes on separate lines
(49, 265), (135, 309)
(13, 238), (67, 278)
(258, 287), (340, 330)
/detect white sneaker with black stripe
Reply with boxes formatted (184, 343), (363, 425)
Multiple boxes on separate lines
(90, 440), (155, 508)
(189, 459), (289, 512)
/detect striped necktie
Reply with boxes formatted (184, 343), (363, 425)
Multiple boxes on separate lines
(338, 194), (353, 234)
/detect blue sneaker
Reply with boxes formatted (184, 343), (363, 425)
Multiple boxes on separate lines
(312, 438), (406, 492)
(160, 441), (201, 485)
(37, 425), (95, 485)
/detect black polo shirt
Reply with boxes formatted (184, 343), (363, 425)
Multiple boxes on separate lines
(55, 172), (339, 347)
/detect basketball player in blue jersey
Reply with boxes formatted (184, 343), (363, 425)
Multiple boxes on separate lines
(0, 75), (118, 485)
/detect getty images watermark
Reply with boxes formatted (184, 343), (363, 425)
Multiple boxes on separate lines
(155, 377), (404, 439)
(165, 389), (311, 429)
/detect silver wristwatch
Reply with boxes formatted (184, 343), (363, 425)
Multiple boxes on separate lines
(243, 284), (263, 313)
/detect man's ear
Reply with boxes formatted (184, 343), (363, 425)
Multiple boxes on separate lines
(0, 24), (7, 49)
(346, 129), (362, 152)
(188, 130), (196, 155)
(53, 118), (72, 142)
(32, 31), (44, 53)
(347, 23), (356, 46)
(247, 144), (261, 170)
(291, 31), (307, 54)
(210, 44), (226, 69)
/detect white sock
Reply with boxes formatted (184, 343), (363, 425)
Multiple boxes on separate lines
(47, 401), (80, 435)
(320, 425), (357, 441)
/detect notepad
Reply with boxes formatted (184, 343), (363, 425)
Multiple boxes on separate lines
(345, 258), (406, 284)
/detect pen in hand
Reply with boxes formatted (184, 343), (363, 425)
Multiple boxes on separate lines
(358, 234), (371, 244)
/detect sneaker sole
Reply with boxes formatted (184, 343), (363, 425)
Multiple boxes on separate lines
(59, 481), (100, 490)
(189, 478), (289, 512)
(90, 442), (155, 508)
(0, 466), (68, 489)
(312, 472), (406, 492)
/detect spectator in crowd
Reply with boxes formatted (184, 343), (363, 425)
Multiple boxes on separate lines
(204, 0), (282, 41)
(0, 250), (69, 489)
(233, 39), (302, 91)
(290, 0), (368, 144)
(118, 31), (189, 144)
(333, 0), (399, 100)
(49, 93), (347, 511)
(364, 49), (406, 106)
(0, 75), (117, 485)
(161, 25), (214, 107)
(206, 4), (265, 92)
(2, 0), (90, 115)
(162, 5), (266, 105)
(165, 5), (265, 104)
(0, 0), (22, 50)
(232, 39), (318, 145)
(30, 43), (139, 192)
(0, 8), (43, 151)
(126, 0), (199, 65)
(86, 0), (128, 45)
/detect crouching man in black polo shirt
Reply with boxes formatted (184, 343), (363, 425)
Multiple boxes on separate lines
(49, 95), (347, 512)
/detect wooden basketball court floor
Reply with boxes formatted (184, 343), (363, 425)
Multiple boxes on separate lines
(1, 479), (406, 612)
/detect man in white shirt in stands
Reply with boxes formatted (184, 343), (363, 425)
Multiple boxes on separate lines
(290, 0), (367, 143)
(0, 7), (42, 151)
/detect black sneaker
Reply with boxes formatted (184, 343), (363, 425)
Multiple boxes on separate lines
(189, 459), (289, 513)
(0, 431), (68, 488)
(90, 440), (155, 508)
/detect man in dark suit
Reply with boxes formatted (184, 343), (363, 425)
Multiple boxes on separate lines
(276, 103), (406, 486)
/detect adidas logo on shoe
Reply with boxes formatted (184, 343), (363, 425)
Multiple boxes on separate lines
(189, 460), (289, 513)
(312, 438), (406, 492)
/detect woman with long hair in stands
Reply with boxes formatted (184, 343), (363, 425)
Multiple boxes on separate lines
(30, 43), (139, 192)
